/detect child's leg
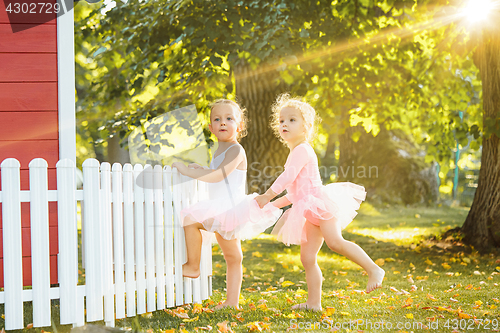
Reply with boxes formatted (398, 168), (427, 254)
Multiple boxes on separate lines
(214, 233), (243, 309)
(182, 216), (207, 278)
(319, 219), (385, 293)
(293, 221), (324, 311)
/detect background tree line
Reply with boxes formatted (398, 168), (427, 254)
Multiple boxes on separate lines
(73, 0), (499, 251)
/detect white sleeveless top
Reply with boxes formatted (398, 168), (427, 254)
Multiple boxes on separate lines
(208, 144), (247, 201)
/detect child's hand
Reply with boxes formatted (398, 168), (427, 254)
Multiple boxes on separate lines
(254, 194), (271, 209)
(188, 163), (203, 169)
(172, 162), (187, 174)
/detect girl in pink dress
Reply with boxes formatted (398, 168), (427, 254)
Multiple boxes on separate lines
(255, 94), (385, 311)
(172, 99), (281, 309)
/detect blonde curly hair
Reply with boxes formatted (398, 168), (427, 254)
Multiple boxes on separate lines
(210, 99), (248, 141)
(270, 93), (320, 144)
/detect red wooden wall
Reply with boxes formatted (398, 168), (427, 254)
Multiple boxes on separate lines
(0, 2), (59, 287)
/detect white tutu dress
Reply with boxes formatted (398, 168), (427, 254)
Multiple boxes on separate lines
(181, 144), (282, 240)
(270, 143), (366, 246)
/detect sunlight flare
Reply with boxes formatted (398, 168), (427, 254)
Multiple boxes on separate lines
(463, 0), (495, 23)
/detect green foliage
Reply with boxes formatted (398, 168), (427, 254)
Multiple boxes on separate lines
(331, 128), (440, 205)
(75, 0), (483, 172)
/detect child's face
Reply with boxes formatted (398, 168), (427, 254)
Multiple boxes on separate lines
(209, 104), (241, 142)
(279, 107), (306, 145)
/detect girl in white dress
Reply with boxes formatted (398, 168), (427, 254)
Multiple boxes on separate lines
(172, 99), (281, 309)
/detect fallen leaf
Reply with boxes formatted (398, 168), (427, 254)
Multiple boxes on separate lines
(458, 313), (471, 319)
(325, 307), (336, 316)
(176, 312), (190, 319)
(257, 303), (268, 311)
(217, 321), (233, 333)
(232, 312), (245, 323)
(192, 303), (203, 314)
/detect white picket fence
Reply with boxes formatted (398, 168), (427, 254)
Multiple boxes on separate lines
(0, 158), (212, 330)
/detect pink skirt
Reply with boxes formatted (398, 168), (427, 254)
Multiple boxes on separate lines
(181, 193), (282, 241)
(271, 182), (366, 246)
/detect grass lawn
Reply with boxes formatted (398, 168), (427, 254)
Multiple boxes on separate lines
(3, 204), (500, 332)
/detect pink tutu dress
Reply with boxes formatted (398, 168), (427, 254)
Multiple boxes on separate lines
(181, 144), (282, 240)
(270, 143), (366, 246)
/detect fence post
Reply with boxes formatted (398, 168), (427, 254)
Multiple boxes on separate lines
(172, 168), (184, 305)
(56, 159), (79, 326)
(188, 177), (201, 304)
(29, 158), (51, 327)
(154, 165), (165, 310)
(100, 162), (115, 327)
(123, 164), (136, 317)
(181, 175), (193, 304)
(143, 165), (156, 312)
(133, 164), (146, 314)
(1, 158), (24, 330)
(112, 163), (126, 319)
(163, 166), (175, 308)
(198, 180), (211, 300)
(82, 158), (104, 321)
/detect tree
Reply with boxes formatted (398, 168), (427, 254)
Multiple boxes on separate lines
(461, 21), (500, 251)
(76, 0), (383, 191)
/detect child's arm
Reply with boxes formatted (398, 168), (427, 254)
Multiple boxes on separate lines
(172, 145), (244, 183)
(255, 145), (309, 208)
(271, 195), (292, 208)
(188, 163), (208, 170)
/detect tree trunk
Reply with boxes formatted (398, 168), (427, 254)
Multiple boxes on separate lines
(462, 30), (500, 252)
(320, 133), (338, 183)
(107, 135), (131, 165)
(234, 63), (289, 193)
(338, 106), (362, 182)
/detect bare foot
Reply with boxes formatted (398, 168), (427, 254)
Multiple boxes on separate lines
(214, 301), (240, 311)
(182, 264), (200, 278)
(366, 266), (385, 293)
(291, 302), (322, 312)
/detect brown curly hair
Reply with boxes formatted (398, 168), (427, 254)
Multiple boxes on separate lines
(210, 99), (248, 141)
(270, 93), (321, 144)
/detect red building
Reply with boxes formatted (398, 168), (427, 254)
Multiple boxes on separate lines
(0, 2), (75, 286)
